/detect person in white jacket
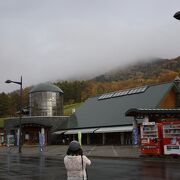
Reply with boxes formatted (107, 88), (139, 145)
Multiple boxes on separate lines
(64, 140), (91, 180)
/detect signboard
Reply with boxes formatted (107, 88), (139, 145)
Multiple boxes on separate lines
(7, 135), (15, 146)
(142, 122), (155, 126)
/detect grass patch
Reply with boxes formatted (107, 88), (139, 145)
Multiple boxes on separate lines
(64, 103), (82, 116)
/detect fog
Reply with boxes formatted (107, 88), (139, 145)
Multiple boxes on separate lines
(0, 0), (180, 92)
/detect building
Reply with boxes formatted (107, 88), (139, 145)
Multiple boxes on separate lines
(0, 118), (4, 145)
(4, 78), (180, 146)
(55, 78), (180, 145)
(4, 83), (68, 145)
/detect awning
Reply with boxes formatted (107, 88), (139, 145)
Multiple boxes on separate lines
(53, 130), (66, 134)
(65, 128), (98, 134)
(95, 126), (133, 133)
(54, 126), (133, 135)
(125, 108), (180, 118)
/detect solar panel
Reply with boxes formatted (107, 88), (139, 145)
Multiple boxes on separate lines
(137, 86), (147, 93)
(98, 93), (114, 100)
(98, 86), (148, 100)
(112, 92), (119, 97)
(102, 94), (108, 99)
(135, 88), (141, 93)
(121, 90), (129, 96)
(131, 89), (139, 94)
(117, 91), (124, 96)
(113, 91), (123, 97)
(103, 94), (109, 99)
(128, 89), (135, 95)
(98, 94), (106, 100)
(141, 86), (147, 92)
(107, 93), (114, 98)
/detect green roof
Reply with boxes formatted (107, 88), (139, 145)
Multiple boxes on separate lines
(68, 82), (174, 129)
(30, 83), (63, 93)
(5, 116), (69, 132)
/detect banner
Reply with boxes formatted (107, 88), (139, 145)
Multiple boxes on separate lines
(16, 130), (20, 146)
(78, 131), (82, 146)
(39, 132), (45, 152)
(133, 128), (138, 145)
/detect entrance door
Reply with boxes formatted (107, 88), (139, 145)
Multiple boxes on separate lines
(23, 127), (41, 145)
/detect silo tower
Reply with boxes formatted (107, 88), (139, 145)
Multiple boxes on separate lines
(29, 83), (64, 116)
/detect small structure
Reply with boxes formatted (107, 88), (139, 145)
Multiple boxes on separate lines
(4, 83), (68, 145)
(126, 108), (180, 156)
(30, 83), (64, 116)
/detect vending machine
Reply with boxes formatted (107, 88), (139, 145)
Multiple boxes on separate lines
(162, 121), (180, 156)
(140, 122), (163, 155)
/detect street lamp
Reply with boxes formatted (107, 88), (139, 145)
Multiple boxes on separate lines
(174, 11), (180, 20)
(5, 76), (23, 153)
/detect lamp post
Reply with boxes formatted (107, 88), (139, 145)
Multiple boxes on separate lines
(174, 11), (180, 20)
(5, 76), (22, 153)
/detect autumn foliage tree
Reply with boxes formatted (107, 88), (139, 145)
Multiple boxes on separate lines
(0, 57), (180, 117)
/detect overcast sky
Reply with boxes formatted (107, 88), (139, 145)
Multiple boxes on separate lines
(1, 0), (180, 93)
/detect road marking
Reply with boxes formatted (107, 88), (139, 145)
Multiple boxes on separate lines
(112, 146), (118, 157)
(87, 146), (96, 155)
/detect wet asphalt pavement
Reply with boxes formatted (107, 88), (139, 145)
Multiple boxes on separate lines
(0, 154), (66, 180)
(0, 154), (180, 180)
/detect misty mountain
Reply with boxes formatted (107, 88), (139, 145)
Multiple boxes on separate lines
(93, 56), (180, 82)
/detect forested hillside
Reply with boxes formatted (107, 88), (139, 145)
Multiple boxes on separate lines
(94, 56), (180, 82)
(0, 56), (180, 117)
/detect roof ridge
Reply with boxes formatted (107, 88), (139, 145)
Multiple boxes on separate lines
(98, 81), (173, 97)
